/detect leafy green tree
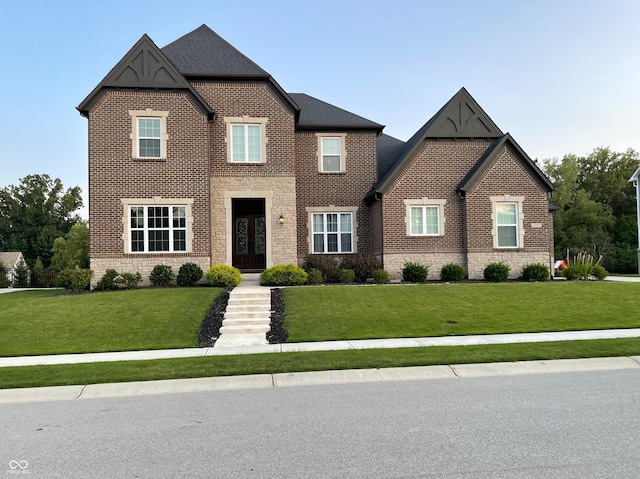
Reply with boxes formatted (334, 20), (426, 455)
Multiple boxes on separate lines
(0, 174), (83, 266)
(51, 223), (89, 270)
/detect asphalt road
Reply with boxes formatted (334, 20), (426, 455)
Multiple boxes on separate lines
(2, 369), (639, 478)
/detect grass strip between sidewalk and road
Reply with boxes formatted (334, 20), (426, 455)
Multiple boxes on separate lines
(1, 338), (640, 389)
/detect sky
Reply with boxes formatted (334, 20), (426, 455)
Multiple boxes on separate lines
(2, 0), (640, 218)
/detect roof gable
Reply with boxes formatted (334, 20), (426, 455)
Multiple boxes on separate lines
(78, 34), (213, 117)
(290, 93), (383, 132)
(457, 133), (554, 193)
(0, 252), (23, 268)
(162, 24), (269, 77)
(372, 88), (504, 195)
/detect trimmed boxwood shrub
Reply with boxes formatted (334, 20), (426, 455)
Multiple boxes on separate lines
(96, 268), (119, 291)
(260, 264), (308, 286)
(402, 262), (429, 283)
(522, 263), (549, 282)
(307, 268), (323, 284)
(591, 264), (608, 280)
(149, 264), (175, 286)
(563, 265), (581, 280)
(177, 262), (203, 287)
(57, 268), (94, 292)
(303, 254), (340, 283)
(372, 269), (389, 284)
(205, 265), (241, 288)
(440, 263), (466, 282)
(483, 262), (510, 282)
(340, 254), (382, 282)
(338, 268), (356, 284)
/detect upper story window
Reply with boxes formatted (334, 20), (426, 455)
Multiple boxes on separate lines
(404, 198), (446, 236)
(491, 195), (524, 248)
(317, 133), (347, 173)
(129, 109), (168, 160)
(224, 116), (268, 163)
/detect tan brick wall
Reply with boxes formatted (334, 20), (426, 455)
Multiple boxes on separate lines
(384, 252), (467, 281)
(209, 176), (297, 266)
(87, 90), (211, 263)
(294, 131), (378, 262)
(91, 256), (211, 288)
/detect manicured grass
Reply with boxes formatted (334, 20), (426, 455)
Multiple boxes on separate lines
(0, 288), (222, 356)
(284, 282), (640, 342)
(1, 338), (639, 389)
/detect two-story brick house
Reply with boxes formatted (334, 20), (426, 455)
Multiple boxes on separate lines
(78, 25), (553, 284)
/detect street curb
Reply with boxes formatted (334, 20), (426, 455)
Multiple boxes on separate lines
(1, 356), (639, 404)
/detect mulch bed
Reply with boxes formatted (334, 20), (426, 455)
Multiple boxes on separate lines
(267, 288), (288, 344)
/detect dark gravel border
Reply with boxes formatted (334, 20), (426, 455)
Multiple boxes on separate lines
(197, 290), (230, 347)
(267, 288), (288, 344)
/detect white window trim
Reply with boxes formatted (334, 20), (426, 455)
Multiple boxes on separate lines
(306, 205), (358, 254)
(490, 195), (525, 249)
(129, 109), (169, 159)
(121, 197), (194, 254)
(316, 133), (347, 173)
(224, 116), (268, 163)
(403, 198), (446, 236)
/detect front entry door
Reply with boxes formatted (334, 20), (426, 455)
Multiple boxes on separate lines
(232, 199), (266, 271)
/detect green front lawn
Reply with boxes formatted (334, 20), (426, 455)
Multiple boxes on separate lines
(0, 288), (222, 356)
(284, 282), (640, 342)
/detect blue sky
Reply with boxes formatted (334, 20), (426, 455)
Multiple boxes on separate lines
(2, 0), (639, 217)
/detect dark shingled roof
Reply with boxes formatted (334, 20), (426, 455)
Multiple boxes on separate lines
(161, 24), (269, 77)
(377, 134), (406, 179)
(289, 93), (383, 132)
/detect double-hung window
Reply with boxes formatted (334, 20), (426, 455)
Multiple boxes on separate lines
(491, 196), (524, 248)
(232, 124), (262, 162)
(496, 203), (518, 247)
(129, 110), (168, 160)
(317, 134), (346, 173)
(404, 199), (446, 236)
(129, 206), (187, 252)
(410, 206), (440, 235)
(312, 212), (353, 253)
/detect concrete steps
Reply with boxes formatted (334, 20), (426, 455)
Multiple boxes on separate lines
(214, 276), (272, 348)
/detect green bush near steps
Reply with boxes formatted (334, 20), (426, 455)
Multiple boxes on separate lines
(205, 265), (241, 288)
(260, 264), (307, 286)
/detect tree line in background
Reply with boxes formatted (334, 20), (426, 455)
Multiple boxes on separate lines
(0, 174), (87, 270)
(543, 147), (639, 273)
(1, 148), (639, 276)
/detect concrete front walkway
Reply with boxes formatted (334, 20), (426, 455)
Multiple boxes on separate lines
(2, 328), (640, 368)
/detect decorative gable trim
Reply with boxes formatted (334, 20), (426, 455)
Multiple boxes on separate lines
(77, 34), (213, 118)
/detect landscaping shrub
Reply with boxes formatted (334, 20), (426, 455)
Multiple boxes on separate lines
(340, 254), (382, 282)
(372, 269), (389, 284)
(114, 272), (142, 289)
(149, 264), (175, 286)
(57, 268), (94, 293)
(402, 261), (429, 283)
(440, 263), (466, 282)
(13, 258), (29, 287)
(591, 264), (608, 280)
(338, 268), (356, 284)
(307, 268), (323, 284)
(562, 265), (581, 280)
(260, 264), (308, 286)
(303, 254), (340, 283)
(205, 265), (241, 288)
(177, 262), (203, 287)
(522, 263), (549, 282)
(483, 262), (510, 282)
(569, 251), (603, 280)
(95, 269), (120, 291)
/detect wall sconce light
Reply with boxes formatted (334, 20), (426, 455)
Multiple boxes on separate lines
(279, 214), (285, 226)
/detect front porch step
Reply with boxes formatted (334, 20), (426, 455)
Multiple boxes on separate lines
(219, 324), (271, 335)
(214, 333), (268, 347)
(224, 312), (271, 321)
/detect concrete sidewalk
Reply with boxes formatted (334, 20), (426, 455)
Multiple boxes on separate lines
(2, 328), (640, 368)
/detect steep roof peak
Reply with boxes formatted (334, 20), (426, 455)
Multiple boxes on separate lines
(161, 24), (269, 77)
